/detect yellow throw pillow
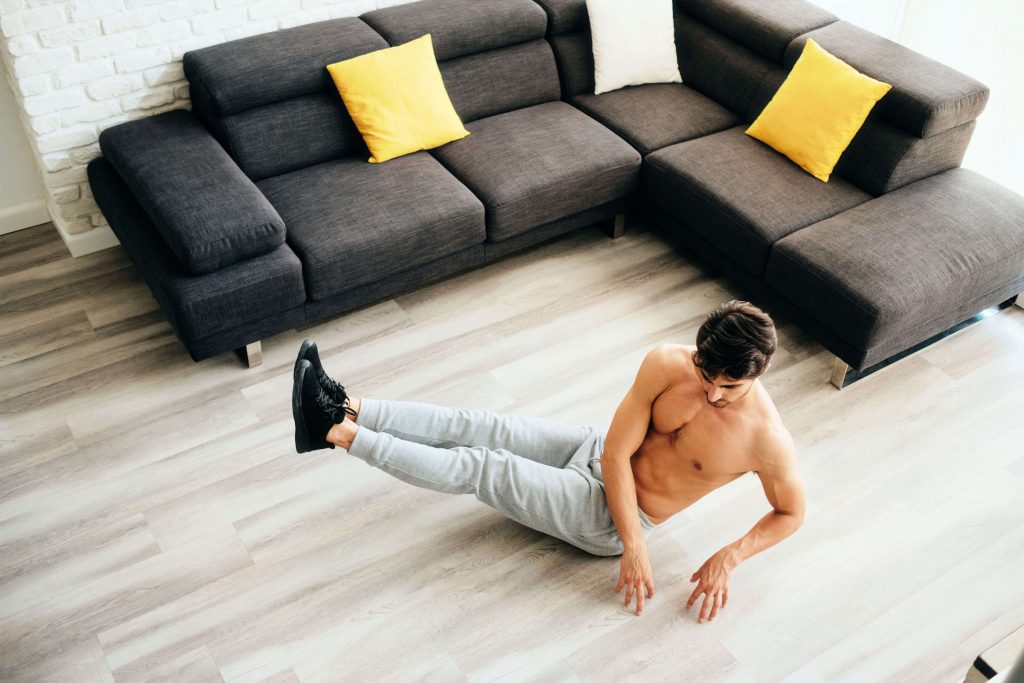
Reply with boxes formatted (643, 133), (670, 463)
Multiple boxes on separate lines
(745, 38), (892, 182)
(326, 34), (469, 163)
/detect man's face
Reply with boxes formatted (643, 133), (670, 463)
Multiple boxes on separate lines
(694, 365), (757, 408)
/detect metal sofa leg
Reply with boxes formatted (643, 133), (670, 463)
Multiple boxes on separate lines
(601, 212), (626, 239)
(240, 340), (263, 368)
(830, 356), (849, 390)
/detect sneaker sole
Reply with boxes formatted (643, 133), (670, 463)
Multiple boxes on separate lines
(293, 361), (312, 454)
(294, 339), (315, 386)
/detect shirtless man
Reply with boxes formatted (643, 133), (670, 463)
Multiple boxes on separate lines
(292, 300), (805, 624)
(603, 300), (805, 624)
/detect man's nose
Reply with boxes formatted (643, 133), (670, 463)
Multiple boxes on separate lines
(708, 387), (723, 402)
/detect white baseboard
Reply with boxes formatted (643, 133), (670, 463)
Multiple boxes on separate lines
(0, 199), (50, 235)
(54, 221), (122, 257)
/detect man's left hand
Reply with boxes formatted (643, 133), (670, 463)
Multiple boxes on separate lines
(686, 548), (738, 623)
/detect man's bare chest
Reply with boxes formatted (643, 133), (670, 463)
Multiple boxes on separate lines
(644, 386), (758, 479)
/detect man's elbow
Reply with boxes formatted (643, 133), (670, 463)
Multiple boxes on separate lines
(775, 507), (805, 529)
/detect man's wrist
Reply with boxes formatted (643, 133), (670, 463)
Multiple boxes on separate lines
(721, 544), (743, 570)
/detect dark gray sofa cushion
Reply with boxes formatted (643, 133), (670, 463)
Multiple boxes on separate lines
(87, 156), (306, 344)
(257, 153), (485, 301)
(786, 21), (990, 138)
(765, 168), (1024, 362)
(98, 108), (286, 276)
(532, 0), (586, 35)
(570, 83), (740, 156)
(183, 17), (386, 118)
(678, 0), (837, 63)
(431, 100), (641, 242)
(440, 40), (561, 123)
(833, 114), (976, 196)
(183, 17), (387, 180)
(674, 10), (788, 123)
(362, 0), (559, 123)
(642, 126), (870, 277)
(361, 0), (547, 61)
(219, 93), (368, 182)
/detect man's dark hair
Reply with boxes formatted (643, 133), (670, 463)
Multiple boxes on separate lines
(694, 300), (777, 381)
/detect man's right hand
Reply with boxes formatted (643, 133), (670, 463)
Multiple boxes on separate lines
(615, 546), (656, 615)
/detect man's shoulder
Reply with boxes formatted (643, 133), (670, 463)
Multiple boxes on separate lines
(650, 342), (694, 369)
(753, 420), (797, 470)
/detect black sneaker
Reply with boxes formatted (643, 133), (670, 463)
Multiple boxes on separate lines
(293, 359), (348, 453)
(294, 339), (357, 420)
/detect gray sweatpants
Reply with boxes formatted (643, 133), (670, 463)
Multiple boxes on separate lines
(346, 397), (659, 556)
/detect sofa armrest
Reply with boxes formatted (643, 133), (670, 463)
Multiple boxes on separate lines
(98, 108), (286, 275)
(784, 21), (990, 138)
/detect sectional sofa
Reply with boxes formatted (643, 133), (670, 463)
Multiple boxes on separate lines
(87, 0), (1024, 388)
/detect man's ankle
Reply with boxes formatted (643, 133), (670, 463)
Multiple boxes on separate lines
(328, 419), (358, 450)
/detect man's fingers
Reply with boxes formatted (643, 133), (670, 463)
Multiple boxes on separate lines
(709, 593), (722, 621)
(646, 579), (655, 598)
(637, 584), (644, 615)
(615, 579), (623, 594)
(722, 588), (728, 608)
(687, 582), (702, 608)
(624, 584), (633, 606)
(699, 593), (714, 622)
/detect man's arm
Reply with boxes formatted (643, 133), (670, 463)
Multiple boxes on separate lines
(724, 431), (806, 566)
(687, 429), (806, 622)
(602, 345), (673, 552)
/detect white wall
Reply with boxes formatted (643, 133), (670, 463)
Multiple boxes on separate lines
(0, 67), (47, 234)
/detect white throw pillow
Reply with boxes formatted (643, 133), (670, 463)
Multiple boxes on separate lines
(587, 0), (682, 95)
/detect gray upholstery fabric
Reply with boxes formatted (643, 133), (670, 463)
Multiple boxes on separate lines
(431, 101), (641, 241)
(361, 0), (547, 61)
(441, 40), (560, 122)
(765, 168), (1024, 355)
(183, 18), (386, 117)
(87, 156), (306, 349)
(570, 83), (740, 155)
(678, 0), (837, 63)
(221, 92), (367, 181)
(548, 30), (594, 98)
(642, 126), (871, 277)
(532, 0), (586, 35)
(835, 114), (975, 196)
(675, 10), (787, 122)
(98, 108), (286, 276)
(306, 197), (628, 327)
(183, 17), (386, 176)
(786, 21), (990, 138)
(257, 153), (486, 301)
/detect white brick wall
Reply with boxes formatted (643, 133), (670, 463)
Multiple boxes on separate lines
(0, 0), (412, 256)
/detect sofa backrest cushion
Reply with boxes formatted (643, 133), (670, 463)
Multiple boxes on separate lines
(533, 0), (586, 35)
(537, 0), (789, 118)
(183, 18), (388, 181)
(675, 3), (985, 196)
(675, 10), (788, 123)
(676, 0), (837, 63)
(361, 0), (560, 122)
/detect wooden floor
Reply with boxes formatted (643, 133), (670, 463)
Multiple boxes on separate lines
(1, 218), (1022, 683)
